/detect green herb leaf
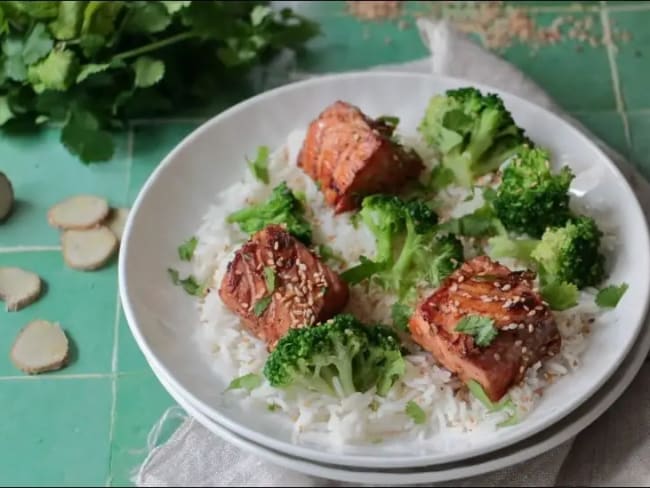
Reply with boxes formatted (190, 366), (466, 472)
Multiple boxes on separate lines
(596, 283), (629, 309)
(428, 165), (455, 192)
(267, 402), (280, 412)
(541, 281), (579, 311)
(161, 1), (191, 14)
(466, 380), (494, 410)
(254, 295), (272, 316)
(22, 23), (53, 64)
(178, 236), (198, 262)
(0, 96), (14, 126)
(27, 49), (78, 92)
(81, 1), (124, 37)
(391, 302), (411, 331)
(76, 63), (111, 83)
(340, 256), (384, 285)
(377, 115), (399, 128)
(227, 373), (262, 392)
(247, 145), (270, 184)
(168, 268), (206, 297)
(123, 2), (171, 33)
(455, 315), (498, 347)
(167, 268), (181, 285)
(61, 107), (114, 163)
(317, 244), (344, 265)
(467, 380), (518, 426)
(405, 401), (426, 424)
(133, 56), (165, 88)
(263, 266), (276, 292)
(497, 413), (520, 427)
(49, 1), (85, 40)
(251, 5), (272, 26)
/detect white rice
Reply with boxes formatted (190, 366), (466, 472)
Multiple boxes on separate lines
(191, 129), (601, 447)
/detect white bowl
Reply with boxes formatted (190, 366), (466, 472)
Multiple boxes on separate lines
(151, 313), (650, 485)
(119, 72), (650, 469)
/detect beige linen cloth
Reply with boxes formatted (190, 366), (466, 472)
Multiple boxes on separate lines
(135, 19), (650, 487)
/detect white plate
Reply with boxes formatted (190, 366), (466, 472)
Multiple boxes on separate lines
(119, 71), (650, 469)
(150, 309), (650, 485)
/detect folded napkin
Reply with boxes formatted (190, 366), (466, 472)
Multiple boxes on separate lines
(135, 18), (650, 488)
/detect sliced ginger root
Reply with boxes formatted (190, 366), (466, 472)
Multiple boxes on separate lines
(11, 320), (69, 374)
(48, 195), (109, 230)
(0, 267), (42, 311)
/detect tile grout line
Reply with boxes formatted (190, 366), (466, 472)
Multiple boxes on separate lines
(0, 245), (61, 253)
(599, 2), (632, 151)
(105, 125), (134, 488)
(0, 373), (113, 381)
(606, 3), (650, 13)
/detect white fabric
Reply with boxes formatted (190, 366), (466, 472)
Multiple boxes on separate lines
(135, 19), (650, 487)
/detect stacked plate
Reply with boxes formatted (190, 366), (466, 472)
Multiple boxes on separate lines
(119, 73), (650, 485)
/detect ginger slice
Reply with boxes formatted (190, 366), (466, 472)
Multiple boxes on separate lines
(11, 320), (69, 374)
(48, 195), (110, 230)
(0, 172), (13, 221)
(62, 226), (118, 270)
(0, 267), (42, 311)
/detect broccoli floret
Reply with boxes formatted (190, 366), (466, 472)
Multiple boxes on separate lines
(343, 195), (459, 296)
(493, 146), (574, 238)
(263, 314), (406, 398)
(438, 200), (507, 238)
(353, 325), (406, 396)
(359, 195), (406, 262)
(263, 314), (366, 397)
(531, 216), (605, 289)
(418, 87), (529, 187)
(487, 217), (605, 289)
(487, 235), (539, 263)
(418, 234), (464, 286)
(227, 182), (312, 243)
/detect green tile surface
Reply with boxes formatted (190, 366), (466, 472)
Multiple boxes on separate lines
(0, 378), (112, 485)
(0, 1), (648, 486)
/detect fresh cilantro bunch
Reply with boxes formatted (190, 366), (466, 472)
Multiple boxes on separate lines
(0, 1), (319, 162)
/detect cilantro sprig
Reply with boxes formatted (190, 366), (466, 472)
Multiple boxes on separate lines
(455, 315), (498, 347)
(0, 2), (319, 163)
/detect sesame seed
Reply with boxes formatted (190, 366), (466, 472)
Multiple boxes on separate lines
(535, 305), (544, 311)
(519, 366), (525, 373)
(458, 276), (465, 283)
(527, 310), (536, 317)
(522, 347), (527, 354)
(450, 283), (459, 292)
(273, 242), (279, 251)
(241, 302), (248, 309)
(518, 323), (525, 330)
(494, 282), (502, 289)
(515, 340), (523, 346)
(494, 353), (501, 361)
(528, 324), (534, 333)
(501, 284), (512, 291)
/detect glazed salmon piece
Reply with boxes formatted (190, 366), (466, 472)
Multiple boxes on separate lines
(409, 256), (561, 402)
(219, 224), (349, 349)
(298, 101), (424, 213)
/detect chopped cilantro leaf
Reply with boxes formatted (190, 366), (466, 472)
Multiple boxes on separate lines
(455, 315), (498, 347)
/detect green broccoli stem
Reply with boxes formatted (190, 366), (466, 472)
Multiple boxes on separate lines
(297, 372), (337, 397)
(333, 360), (357, 397)
(226, 206), (257, 223)
(391, 218), (418, 294)
(444, 152), (474, 187)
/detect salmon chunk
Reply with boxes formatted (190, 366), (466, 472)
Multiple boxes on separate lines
(219, 225), (349, 349)
(409, 256), (561, 402)
(298, 101), (424, 213)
